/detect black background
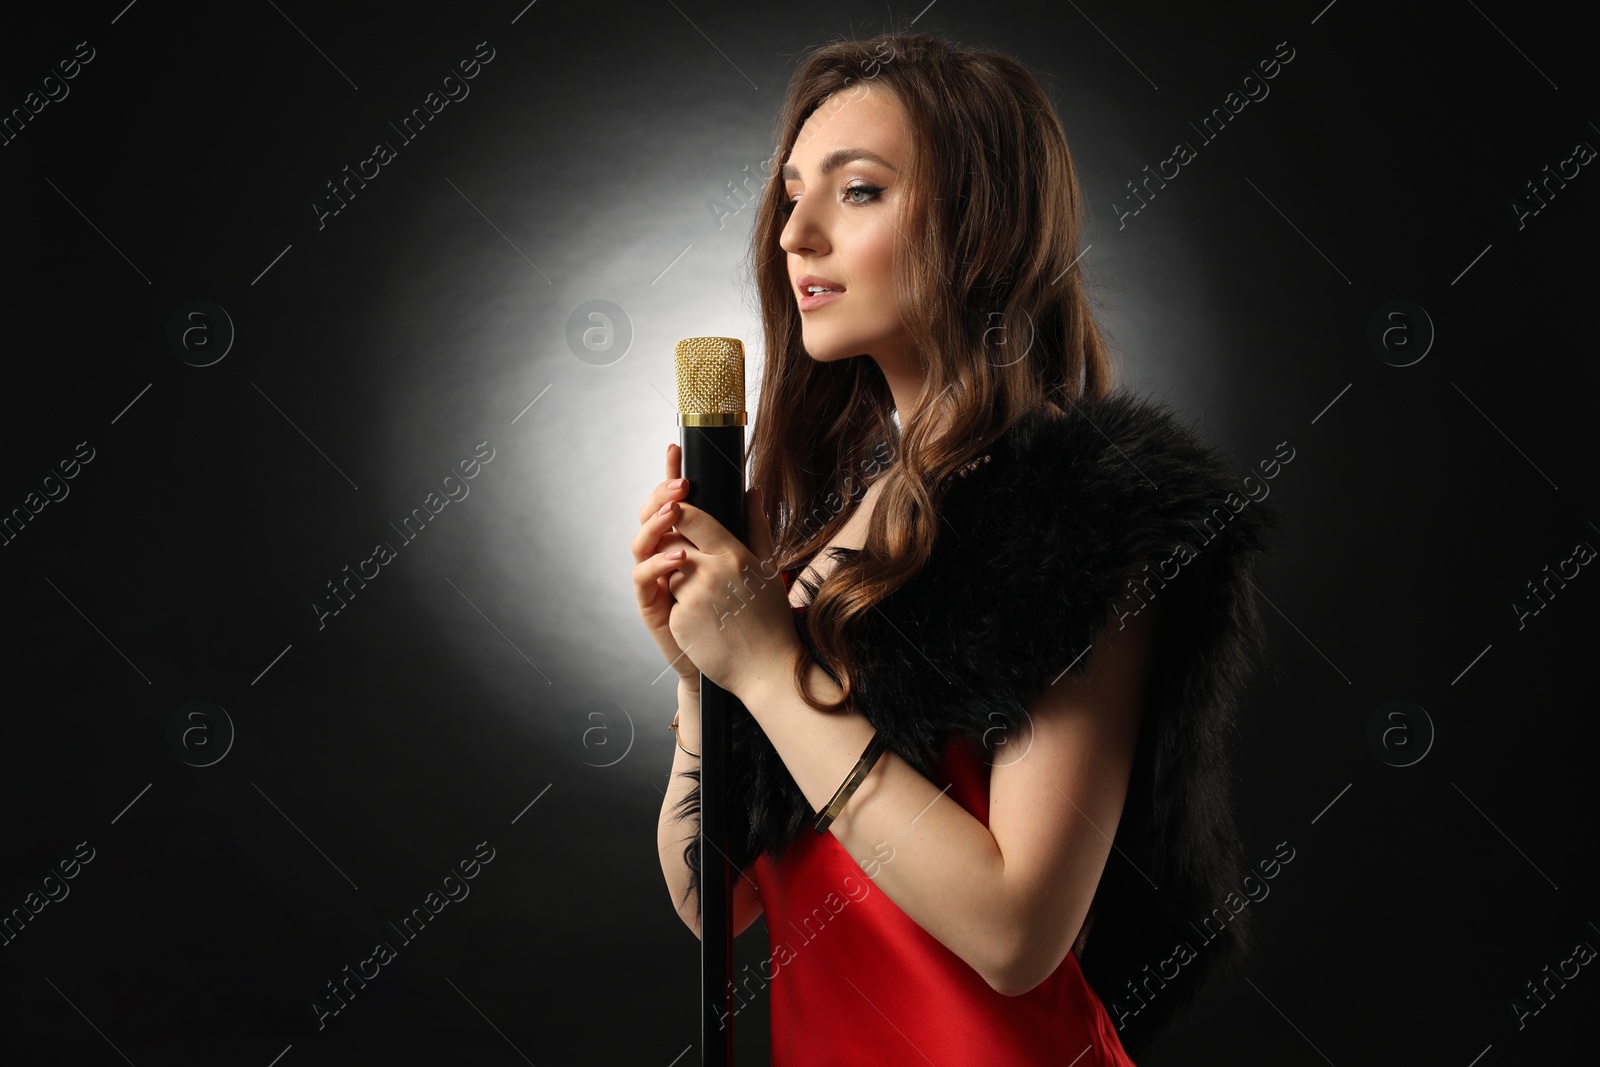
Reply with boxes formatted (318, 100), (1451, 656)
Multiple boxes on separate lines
(1, 1), (1594, 1063)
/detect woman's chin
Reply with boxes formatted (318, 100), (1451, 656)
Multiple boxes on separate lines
(801, 340), (859, 363)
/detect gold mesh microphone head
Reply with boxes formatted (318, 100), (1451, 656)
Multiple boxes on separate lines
(674, 337), (747, 427)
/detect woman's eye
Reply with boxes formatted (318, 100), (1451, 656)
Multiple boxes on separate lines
(844, 182), (882, 205)
(778, 182), (882, 216)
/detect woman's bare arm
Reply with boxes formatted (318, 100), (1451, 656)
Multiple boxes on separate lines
(656, 680), (764, 940)
(732, 599), (1158, 994)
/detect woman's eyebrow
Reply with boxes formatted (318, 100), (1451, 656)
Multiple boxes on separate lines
(780, 148), (899, 181)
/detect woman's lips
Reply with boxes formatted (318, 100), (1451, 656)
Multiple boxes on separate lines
(799, 288), (844, 311)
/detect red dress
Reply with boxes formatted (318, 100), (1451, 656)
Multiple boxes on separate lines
(747, 570), (1138, 1066)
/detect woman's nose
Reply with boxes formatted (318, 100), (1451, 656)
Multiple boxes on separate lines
(779, 198), (828, 256)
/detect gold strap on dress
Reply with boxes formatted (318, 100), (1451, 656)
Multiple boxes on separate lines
(813, 732), (889, 834)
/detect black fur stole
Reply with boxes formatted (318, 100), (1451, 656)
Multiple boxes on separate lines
(678, 387), (1283, 1056)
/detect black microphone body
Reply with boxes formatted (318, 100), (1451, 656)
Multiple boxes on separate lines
(682, 420), (745, 1060)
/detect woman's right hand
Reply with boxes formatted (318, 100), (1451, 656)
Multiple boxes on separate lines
(631, 443), (700, 692)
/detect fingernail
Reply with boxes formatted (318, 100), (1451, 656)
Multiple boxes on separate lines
(658, 501), (673, 516)
(669, 478), (687, 490)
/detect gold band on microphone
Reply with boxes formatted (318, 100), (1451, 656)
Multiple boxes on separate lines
(678, 411), (748, 428)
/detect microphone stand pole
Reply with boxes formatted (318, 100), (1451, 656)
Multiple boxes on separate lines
(698, 675), (739, 1066)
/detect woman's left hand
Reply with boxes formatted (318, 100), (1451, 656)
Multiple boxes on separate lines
(663, 487), (801, 701)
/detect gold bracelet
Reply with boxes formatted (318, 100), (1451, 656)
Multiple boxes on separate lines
(813, 731), (888, 834)
(669, 710), (699, 758)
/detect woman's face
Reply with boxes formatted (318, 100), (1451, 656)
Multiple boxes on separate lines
(779, 85), (914, 368)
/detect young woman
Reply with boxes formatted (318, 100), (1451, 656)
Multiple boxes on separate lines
(635, 31), (1279, 1065)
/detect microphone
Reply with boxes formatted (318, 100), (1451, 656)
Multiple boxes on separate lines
(674, 336), (746, 1066)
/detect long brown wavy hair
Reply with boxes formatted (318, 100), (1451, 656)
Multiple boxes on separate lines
(744, 31), (1116, 711)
